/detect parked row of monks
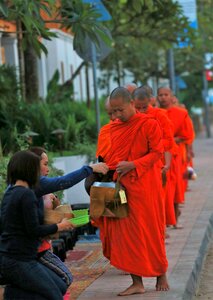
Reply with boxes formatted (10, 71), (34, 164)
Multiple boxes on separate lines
(92, 85), (195, 296)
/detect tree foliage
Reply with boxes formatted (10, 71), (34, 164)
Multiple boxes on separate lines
(0, 0), (57, 56)
(0, 0), (112, 100)
(0, 0), (111, 56)
(59, 0), (112, 53)
(98, 0), (196, 86)
(173, 0), (213, 107)
(103, 0), (194, 44)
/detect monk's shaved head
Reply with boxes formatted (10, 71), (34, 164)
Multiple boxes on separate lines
(141, 85), (154, 97)
(157, 86), (174, 109)
(157, 86), (173, 95)
(109, 87), (135, 122)
(110, 87), (132, 104)
(124, 83), (138, 94)
(133, 88), (150, 100)
(132, 88), (150, 112)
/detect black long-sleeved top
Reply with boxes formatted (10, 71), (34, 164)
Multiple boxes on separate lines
(0, 165), (94, 259)
(0, 186), (57, 260)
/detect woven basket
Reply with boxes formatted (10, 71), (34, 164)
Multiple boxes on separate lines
(54, 205), (74, 219)
(44, 209), (64, 225)
(43, 209), (64, 239)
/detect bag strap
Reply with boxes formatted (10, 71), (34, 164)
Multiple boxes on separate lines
(115, 175), (122, 198)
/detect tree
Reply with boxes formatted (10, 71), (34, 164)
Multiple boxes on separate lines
(0, 1), (56, 100)
(0, 0), (111, 101)
(173, 0), (213, 108)
(99, 0), (196, 89)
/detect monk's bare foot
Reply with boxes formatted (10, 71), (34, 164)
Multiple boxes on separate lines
(165, 232), (170, 239)
(173, 224), (184, 229)
(156, 274), (169, 291)
(118, 284), (145, 296)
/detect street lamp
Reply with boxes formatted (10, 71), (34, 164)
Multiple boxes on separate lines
(21, 130), (39, 145)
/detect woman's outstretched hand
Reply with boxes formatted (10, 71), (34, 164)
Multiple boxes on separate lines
(90, 162), (109, 174)
(57, 218), (75, 232)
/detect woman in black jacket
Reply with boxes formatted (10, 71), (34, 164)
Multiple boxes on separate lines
(0, 151), (75, 300)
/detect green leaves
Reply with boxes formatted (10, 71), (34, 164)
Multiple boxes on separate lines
(60, 0), (112, 54)
(2, 0), (112, 57)
(2, 0), (58, 56)
(0, 1), (8, 17)
(132, 0), (143, 12)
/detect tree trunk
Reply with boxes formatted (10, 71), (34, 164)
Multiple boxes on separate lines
(107, 71), (111, 96)
(85, 63), (91, 108)
(24, 44), (39, 102)
(115, 58), (121, 86)
(16, 20), (26, 101)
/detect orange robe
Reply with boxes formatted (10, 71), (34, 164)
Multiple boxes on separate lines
(145, 105), (176, 225)
(180, 115), (195, 192)
(96, 123), (112, 159)
(165, 107), (195, 204)
(96, 113), (168, 276)
(145, 106), (174, 152)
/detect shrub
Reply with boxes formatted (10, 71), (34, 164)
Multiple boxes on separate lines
(0, 156), (9, 203)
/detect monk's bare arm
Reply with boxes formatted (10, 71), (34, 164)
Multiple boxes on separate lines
(116, 161), (135, 177)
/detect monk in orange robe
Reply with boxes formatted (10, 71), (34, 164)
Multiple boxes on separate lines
(95, 87), (169, 296)
(172, 95), (196, 192)
(157, 87), (195, 227)
(132, 87), (176, 226)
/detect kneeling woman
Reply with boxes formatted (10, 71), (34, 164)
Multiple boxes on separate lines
(0, 151), (75, 300)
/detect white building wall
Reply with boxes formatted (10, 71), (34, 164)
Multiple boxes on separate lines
(38, 29), (94, 102)
(1, 28), (137, 102)
(1, 35), (19, 69)
(37, 28), (133, 102)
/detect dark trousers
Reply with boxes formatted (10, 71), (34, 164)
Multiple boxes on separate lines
(4, 286), (47, 300)
(1, 256), (67, 300)
(38, 250), (73, 287)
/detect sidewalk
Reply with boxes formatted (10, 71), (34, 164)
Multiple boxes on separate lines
(193, 240), (213, 299)
(77, 136), (213, 300)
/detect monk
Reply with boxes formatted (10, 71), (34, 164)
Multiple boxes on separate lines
(157, 87), (195, 227)
(95, 87), (169, 296)
(138, 85), (158, 107)
(172, 95), (195, 192)
(132, 87), (176, 226)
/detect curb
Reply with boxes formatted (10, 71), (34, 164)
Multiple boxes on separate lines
(183, 213), (213, 299)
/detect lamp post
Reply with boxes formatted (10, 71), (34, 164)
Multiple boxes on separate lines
(21, 130), (39, 146)
(77, 0), (112, 136)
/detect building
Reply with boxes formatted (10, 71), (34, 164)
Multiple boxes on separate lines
(0, 16), (120, 102)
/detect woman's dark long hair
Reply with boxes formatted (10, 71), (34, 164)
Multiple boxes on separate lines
(7, 150), (40, 188)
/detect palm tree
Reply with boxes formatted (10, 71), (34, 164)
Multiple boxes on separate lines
(0, 0), (111, 101)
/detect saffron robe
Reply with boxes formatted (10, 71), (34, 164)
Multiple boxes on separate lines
(165, 106), (195, 203)
(180, 116), (195, 192)
(96, 123), (111, 159)
(145, 105), (176, 225)
(96, 113), (168, 276)
(146, 105), (174, 152)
